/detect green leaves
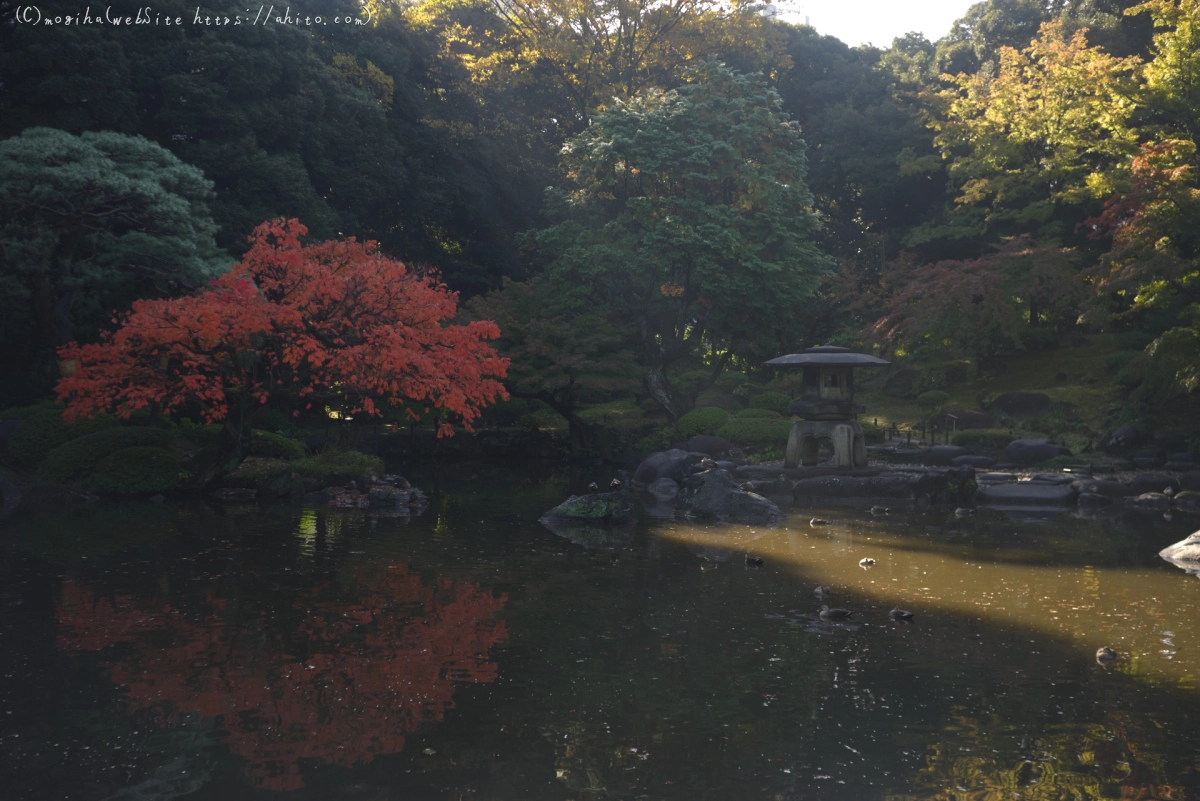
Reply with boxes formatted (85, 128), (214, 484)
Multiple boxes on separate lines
(534, 63), (832, 416)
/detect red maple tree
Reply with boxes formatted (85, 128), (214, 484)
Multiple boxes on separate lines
(56, 218), (509, 439)
(57, 568), (508, 791)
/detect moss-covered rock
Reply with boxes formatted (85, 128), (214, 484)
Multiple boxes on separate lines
(248, 430), (306, 459)
(90, 447), (180, 494)
(735, 408), (782, 419)
(673, 407), (730, 439)
(37, 427), (174, 484)
(289, 450), (385, 481)
(748, 392), (791, 415)
(540, 492), (634, 522)
(6, 406), (117, 467)
(716, 418), (793, 447)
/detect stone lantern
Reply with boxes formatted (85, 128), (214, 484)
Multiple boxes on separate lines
(763, 345), (890, 468)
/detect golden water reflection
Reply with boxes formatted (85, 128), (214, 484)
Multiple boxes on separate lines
(658, 515), (1200, 691)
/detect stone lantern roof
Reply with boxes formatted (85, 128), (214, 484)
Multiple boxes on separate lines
(763, 344), (890, 367)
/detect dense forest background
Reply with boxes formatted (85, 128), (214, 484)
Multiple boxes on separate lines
(2, 0), (1198, 456)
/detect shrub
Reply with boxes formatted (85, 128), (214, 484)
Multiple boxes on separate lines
(1105, 350), (1141, 375)
(6, 406), (117, 467)
(951, 428), (1013, 449)
(915, 390), (950, 411)
(736, 408), (782, 419)
(673, 407), (730, 438)
(289, 449), (385, 480)
(716, 417), (793, 447)
(748, 391), (791, 415)
(1117, 331), (1154, 350)
(860, 421), (885, 444)
(90, 446), (180, 494)
(249, 430), (305, 459)
(38, 427), (174, 484)
(714, 372), (749, 392)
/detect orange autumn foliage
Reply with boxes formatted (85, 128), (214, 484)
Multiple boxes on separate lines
(56, 218), (509, 435)
(57, 569), (508, 791)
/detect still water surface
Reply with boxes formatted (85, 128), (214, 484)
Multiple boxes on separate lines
(2, 465), (1199, 800)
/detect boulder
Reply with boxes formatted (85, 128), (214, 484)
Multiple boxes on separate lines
(302, 489), (332, 505)
(978, 482), (1077, 506)
(1128, 473), (1179, 496)
(210, 487), (257, 503)
(715, 460), (738, 472)
(951, 455), (996, 469)
(1133, 448), (1167, 469)
(1182, 471), (1200, 492)
(1127, 492), (1171, 510)
(1159, 530), (1200, 576)
(1099, 425), (1146, 456)
(15, 483), (99, 516)
(1153, 432), (1186, 454)
(1030, 474), (1077, 486)
(540, 492), (634, 524)
(1166, 456), (1195, 472)
(686, 435), (735, 458)
(1069, 479), (1130, 498)
(646, 477), (679, 502)
(924, 445), (969, 466)
(321, 472), (374, 492)
(0, 477), (22, 520)
(1004, 439), (1069, 466)
(368, 485), (409, 508)
(632, 449), (707, 487)
(689, 469), (784, 524)
(991, 392), (1052, 419)
(1077, 492), (1113, 509)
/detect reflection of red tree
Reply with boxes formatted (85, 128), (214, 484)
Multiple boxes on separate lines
(57, 568), (507, 791)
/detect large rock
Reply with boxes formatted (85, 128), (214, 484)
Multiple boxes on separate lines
(689, 469), (783, 524)
(1099, 425), (1147, 456)
(1069, 479), (1130, 498)
(0, 477), (22, 520)
(991, 392), (1052, 419)
(1159, 530), (1200, 576)
(686, 435), (735, 458)
(978, 482), (1077, 506)
(540, 492), (634, 524)
(17, 483), (99, 516)
(924, 445), (968, 466)
(1004, 439), (1069, 466)
(1133, 448), (1167, 469)
(1128, 473), (1179, 496)
(1128, 492), (1171, 510)
(1153, 432), (1186, 454)
(1077, 492), (1113, 509)
(632, 449), (707, 487)
(1182, 471), (1200, 492)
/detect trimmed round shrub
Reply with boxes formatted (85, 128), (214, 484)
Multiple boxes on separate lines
(716, 418), (793, 447)
(860, 421), (885, 444)
(951, 428), (1014, 449)
(38, 427), (173, 484)
(736, 408), (782, 419)
(915, 390), (950, 412)
(714, 372), (749, 392)
(673, 407), (730, 439)
(748, 392), (791, 415)
(6, 406), (117, 467)
(249, 430), (306, 459)
(91, 447), (180, 494)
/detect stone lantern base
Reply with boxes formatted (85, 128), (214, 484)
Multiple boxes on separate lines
(785, 420), (868, 468)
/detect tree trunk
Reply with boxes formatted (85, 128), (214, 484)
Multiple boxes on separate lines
(644, 365), (682, 423)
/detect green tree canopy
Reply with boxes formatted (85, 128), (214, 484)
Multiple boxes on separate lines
(0, 127), (228, 395)
(466, 276), (640, 450)
(533, 62), (833, 420)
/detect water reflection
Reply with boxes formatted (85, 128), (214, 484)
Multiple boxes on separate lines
(56, 565), (507, 790)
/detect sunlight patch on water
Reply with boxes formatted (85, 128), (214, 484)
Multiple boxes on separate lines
(656, 518), (1200, 691)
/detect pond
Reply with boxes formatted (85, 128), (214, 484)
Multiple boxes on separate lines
(2, 464), (1199, 800)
